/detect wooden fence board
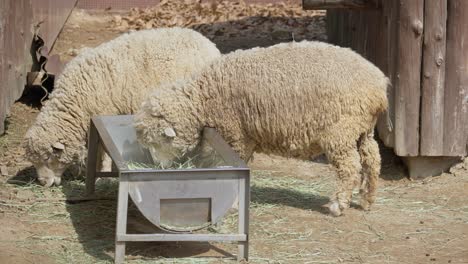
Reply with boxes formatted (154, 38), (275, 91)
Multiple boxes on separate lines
(375, 0), (398, 147)
(393, 0), (424, 156)
(420, 0), (447, 155)
(0, 0), (34, 134)
(0, 0), (76, 135)
(324, 0), (467, 157)
(443, 0), (468, 155)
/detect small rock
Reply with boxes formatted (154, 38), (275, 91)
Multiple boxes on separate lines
(0, 166), (8, 176)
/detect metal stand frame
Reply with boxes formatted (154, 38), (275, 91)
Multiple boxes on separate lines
(86, 117), (250, 264)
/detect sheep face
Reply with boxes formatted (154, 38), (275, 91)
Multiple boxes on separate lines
(24, 133), (72, 187)
(30, 141), (71, 187)
(134, 86), (202, 167)
(33, 158), (66, 187)
(134, 118), (191, 167)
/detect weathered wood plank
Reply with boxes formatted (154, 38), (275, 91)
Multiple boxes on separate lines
(326, 10), (337, 43)
(393, 0), (424, 156)
(420, 0), (447, 155)
(303, 0), (376, 10)
(375, 0), (398, 148)
(0, 0), (76, 135)
(0, 0), (34, 135)
(443, 0), (468, 156)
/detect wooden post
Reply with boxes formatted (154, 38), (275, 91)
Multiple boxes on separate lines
(420, 0), (447, 155)
(443, 0), (468, 156)
(393, 0), (424, 156)
(375, 0), (398, 147)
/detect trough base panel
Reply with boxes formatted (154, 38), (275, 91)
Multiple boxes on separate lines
(402, 156), (462, 179)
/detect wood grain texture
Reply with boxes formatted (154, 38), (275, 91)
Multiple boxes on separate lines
(443, 0), (468, 156)
(420, 0), (447, 155)
(375, 0), (398, 148)
(393, 0), (424, 156)
(0, 0), (33, 134)
(0, 0), (76, 135)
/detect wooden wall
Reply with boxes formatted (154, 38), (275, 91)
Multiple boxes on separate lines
(0, 0), (76, 134)
(327, 0), (468, 157)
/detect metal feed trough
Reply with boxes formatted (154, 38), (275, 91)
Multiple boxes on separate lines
(85, 115), (250, 263)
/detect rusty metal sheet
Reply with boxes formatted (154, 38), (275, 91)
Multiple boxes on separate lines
(31, 0), (77, 50)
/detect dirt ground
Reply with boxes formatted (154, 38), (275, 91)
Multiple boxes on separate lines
(1, 6), (468, 264)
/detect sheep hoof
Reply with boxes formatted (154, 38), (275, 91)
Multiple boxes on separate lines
(359, 198), (372, 211)
(38, 177), (55, 187)
(323, 201), (342, 217)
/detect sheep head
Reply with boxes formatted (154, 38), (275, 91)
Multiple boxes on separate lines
(23, 125), (75, 187)
(134, 86), (203, 167)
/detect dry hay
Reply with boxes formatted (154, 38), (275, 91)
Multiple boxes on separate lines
(112, 0), (326, 41)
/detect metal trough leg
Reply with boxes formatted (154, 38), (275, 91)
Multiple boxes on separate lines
(115, 175), (129, 264)
(237, 171), (250, 261)
(86, 121), (99, 196)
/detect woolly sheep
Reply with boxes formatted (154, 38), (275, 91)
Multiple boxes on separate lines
(134, 41), (389, 216)
(24, 27), (221, 187)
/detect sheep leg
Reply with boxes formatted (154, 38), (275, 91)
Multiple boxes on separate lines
(96, 143), (112, 172)
(230, 139), (255, 210)
(230, 139), (256, 163)
(100, 153), (112, 172)
(358, 131), (380, 211)
(324, 145), (362, 216)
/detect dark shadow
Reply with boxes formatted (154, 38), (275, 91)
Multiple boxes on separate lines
(61, 179), (231, 261)
(251, 185), (330, 214)
(2, 118), (12, 136)
(18, 76), (55, 108)
(376, 137), (408, 181)
(16, 36), (56, 108)
(6, 166), (37, 186)
(191, 15), (326, 54)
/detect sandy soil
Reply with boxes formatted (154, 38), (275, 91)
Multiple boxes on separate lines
(0, 7), (467, 264)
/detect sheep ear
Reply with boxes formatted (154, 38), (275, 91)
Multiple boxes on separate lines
(164, 127), (176, 138)
(52, 142), (65, 151)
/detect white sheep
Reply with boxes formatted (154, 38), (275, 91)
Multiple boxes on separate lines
(24, 27), (221, 187)
(134, 41), (389, 216)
